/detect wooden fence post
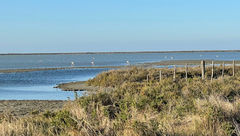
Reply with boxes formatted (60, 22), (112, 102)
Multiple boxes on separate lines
(159, 70), (162, 82)
(185, 64), (188, 82)
(233, 60), (235, 77)
(222, 62), (225, 78)
(147, 74), (149, 83)
(201, 60), (206, 80)
(211, 61), (214, 82)
(173, 65), (176, 81)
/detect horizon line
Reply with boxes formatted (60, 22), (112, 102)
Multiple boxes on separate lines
(1, 50), (240, 55)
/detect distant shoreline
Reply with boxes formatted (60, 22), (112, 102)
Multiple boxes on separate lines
(1, 50), (240, 55)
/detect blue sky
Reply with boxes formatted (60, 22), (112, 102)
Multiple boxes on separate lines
(0, 0), (240, 53)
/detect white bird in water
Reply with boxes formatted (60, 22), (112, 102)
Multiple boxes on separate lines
(91, 57), (95, 65)
(164, 56), (168, 59)
(71, 61), (75, 67)
(170, 56), (174, 60)
(126, 60), (130, 65)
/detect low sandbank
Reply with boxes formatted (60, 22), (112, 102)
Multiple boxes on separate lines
(55, 81), (114, 92)
(0, 66), (121, 73)
(55, 81), (99, 91)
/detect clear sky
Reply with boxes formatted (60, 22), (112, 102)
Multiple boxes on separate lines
(0, 0), (240, 53)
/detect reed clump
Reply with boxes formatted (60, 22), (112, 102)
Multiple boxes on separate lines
(1, 66), (240, 136)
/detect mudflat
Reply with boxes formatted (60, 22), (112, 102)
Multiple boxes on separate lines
(55, 81), (114, 92)
(55, 81), (99, 91)
(0, 100), (65, 117)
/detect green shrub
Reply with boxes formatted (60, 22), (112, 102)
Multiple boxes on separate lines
(51, 110), (77, 128)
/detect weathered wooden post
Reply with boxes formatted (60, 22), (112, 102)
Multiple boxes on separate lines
(211, 61), (214, 82)
(159, 70), (162, 82)
(147, 74), (149, 83)
(201, 60), (205, 80)
(173, 65), (176, 81)
(233, 60), (235, 77)
(222, 62), (225, 78)
(185, 64), (188, 82)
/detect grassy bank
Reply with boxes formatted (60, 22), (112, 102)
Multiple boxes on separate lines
(1, 66), (240, 135)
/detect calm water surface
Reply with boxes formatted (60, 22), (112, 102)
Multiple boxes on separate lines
(0, 52), (240, 100)
(0, 68), (108, 100)
(1, 52), (240, 69)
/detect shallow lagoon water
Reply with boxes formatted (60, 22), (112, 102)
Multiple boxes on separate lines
(0, 68), (108, 100)
(1, 52), (240, 69)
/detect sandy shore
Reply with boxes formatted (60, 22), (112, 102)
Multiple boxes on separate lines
(0, 100), (65, 117)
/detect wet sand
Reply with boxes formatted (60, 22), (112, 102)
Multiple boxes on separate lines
(0, 100), (65, 117)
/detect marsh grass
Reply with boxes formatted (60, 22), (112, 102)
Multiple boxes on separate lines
(1, 66), (240, 136)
